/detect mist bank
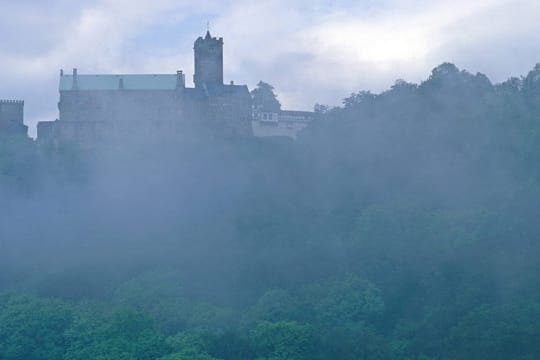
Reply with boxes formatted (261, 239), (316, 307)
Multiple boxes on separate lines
(1, 62), (540, 359)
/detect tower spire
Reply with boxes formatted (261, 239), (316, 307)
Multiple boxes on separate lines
(205, 21), (211, 39)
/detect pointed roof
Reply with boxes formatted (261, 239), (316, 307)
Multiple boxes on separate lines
(205, 30), (212, 40)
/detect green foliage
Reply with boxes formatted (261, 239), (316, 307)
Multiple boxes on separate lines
(443, 303), (540, 360)
(315, 323), (391, 360)
(249, 321), (314, 360)
(164, 331), (222, 359)
(301, 274), (384, 326)
(187, 303), (236, 331)
(112, 271), (192, 333)
(242, 289), (300, 326)
(159, 351), (220, 360)
(64, 309), (167, 360)
(0, 296), (72, 360)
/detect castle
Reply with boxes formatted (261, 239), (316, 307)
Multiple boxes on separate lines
(0, 31), (314, 142)
(37, 31), (253, 143)
(0, 100), (28, 137)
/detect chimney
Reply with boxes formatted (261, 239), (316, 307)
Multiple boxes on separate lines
(60, 69), (64, 76)
(176, 70), (184, 89)
(230, 80), (234, 86)
(72, 68), (78, 90)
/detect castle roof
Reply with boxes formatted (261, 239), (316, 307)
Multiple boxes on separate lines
(59, 74), (182, 91)
(203, 82), (250, 97)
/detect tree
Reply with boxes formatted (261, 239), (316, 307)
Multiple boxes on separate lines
(342, 90), (375, 109)
(249, 321), (314, 360)
(159, 351), (220, 360)
(112, 270), (192, 334)
(163, 331), (223, 360)
(301, 274), (384, 326)
(64, 309), (168, 360)
(251, 81), (281, 112)
(313, 104), (330, 114)
(243, 289), (300, 327)
(443, 303), (540, 360)
(0, 296), (73, 360)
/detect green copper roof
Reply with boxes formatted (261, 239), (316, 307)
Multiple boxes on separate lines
(59, 74), (184, 91)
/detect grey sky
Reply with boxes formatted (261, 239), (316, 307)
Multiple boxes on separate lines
(1, 0), (540, 136)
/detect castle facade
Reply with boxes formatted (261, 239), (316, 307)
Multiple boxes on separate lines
(38, 31), (253, 143)
(252, 110), (314, 139)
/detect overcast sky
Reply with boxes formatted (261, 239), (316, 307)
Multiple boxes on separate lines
(1, 0), (540, 136)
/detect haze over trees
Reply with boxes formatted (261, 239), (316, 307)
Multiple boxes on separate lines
(2, 62), (540, 359)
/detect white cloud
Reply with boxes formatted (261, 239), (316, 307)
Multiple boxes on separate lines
(202, 0), (540, 109)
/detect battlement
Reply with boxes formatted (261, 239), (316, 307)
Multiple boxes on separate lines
(0, 99), (24, 104)
(195, 30), (224, 45)
(0, 99), (25, 123)
(0, 99), (27, 136)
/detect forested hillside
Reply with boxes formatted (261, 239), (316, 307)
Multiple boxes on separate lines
(2, 63), (540, 359)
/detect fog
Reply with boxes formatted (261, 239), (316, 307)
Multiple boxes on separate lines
(1, 62), (540, 359)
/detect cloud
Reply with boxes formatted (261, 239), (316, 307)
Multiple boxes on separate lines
(185, 0), (540, 109)
(1, 0), (540, 136)
(214, 0), (540, 108)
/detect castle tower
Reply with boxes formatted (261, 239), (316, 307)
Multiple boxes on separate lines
(193, 30), (224, 89)
(0, 100), (27, 136)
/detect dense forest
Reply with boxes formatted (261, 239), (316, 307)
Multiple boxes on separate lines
(2, 62), (540, 359)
